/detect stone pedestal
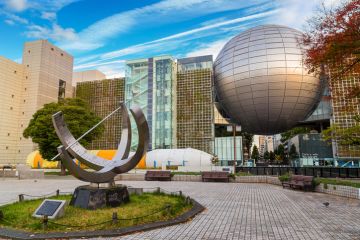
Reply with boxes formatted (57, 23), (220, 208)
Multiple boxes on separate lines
(70, 184), (129, 210)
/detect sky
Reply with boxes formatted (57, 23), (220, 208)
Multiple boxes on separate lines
(0, 0), (341, 78)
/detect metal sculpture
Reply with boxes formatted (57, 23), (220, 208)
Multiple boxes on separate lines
(52, 103), (149, 183)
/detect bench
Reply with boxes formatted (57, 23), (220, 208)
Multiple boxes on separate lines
(1, 165), (14, 170)
(282, 175), (314, 191)
(202, 171), (229, 182)
(145, 171), (172, 181)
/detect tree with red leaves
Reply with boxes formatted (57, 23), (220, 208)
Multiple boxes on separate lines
(301, 0), (360, 76)
(302, 1), (360, 147)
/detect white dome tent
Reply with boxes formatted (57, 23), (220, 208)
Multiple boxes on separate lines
(145, 148), (215, 171)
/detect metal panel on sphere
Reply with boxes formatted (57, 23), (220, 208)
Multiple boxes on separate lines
(214, 25), (323, 134)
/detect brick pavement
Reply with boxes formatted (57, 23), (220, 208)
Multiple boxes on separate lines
(0, 179), (359, 239)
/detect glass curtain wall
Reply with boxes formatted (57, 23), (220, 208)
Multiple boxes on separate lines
(125, 59), (149, 150)
(153, 56), (174, 149)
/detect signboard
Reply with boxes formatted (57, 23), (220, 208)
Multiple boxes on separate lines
(33, 199), (66, 219)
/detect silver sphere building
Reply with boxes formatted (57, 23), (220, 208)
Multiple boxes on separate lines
(214, 25), (323, 135)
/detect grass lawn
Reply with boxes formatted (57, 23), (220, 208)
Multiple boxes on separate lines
(0, 192), (192, 232)
(315, 178), (360, 188)
(44, 171), (71, 176)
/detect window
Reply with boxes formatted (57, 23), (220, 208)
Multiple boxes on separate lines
(14, 70), (17, 74)
(28, 50), (30, 53)
(11, 94), (14, 98)
(10, 107), (13, 110)
(7, 133), (10, 136)
(51, 47), (54, 51)
(58, 79), (66, 100)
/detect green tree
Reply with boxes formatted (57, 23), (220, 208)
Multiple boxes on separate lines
(289, 144), (298, 160)
(251, 145), (259, 161)
(322, 115), (360, 146)
(269, 151), (275, 163)
(281, 127), (311, 143)
(263, 151), (270, 162)
(23, 98), (104, 161)
(274, 144), (287, 165)
(241, 132), (254, 159)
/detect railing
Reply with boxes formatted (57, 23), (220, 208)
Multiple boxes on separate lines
(236, 167), (360, 178)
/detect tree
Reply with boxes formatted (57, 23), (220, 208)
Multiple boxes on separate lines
(301, 0), (360, 147)
(322, 115), (360, 145)
(289, 144), (298, 160)
(301, 0), (360, 77)
(281, 127), (311, 143)
(263, 151), (270, 161)
(274, 144), (287, 165)
(23, 98), (104, 161)
(251, 145), (259, 161)
(241, 132), (254, 159)
(269, 151), (275, 163)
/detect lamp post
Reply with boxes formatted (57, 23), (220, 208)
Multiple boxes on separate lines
(232, 124), (241, 173)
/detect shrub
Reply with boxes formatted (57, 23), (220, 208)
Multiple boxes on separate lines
(278, 173), (291, 182)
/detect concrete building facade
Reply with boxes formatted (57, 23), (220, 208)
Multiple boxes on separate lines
(72, 70), (106, 86)
(0, 40), (73, 165)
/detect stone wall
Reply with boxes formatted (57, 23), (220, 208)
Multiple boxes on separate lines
(172, 175), (202, 182)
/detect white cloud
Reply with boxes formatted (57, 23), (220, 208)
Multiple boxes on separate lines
(0, 9), (28, 24)
(74, 59), (125, 71)
(41, 11), (56, 21)
(185, 39), (230, 59)
(3, 0), (27, 12)
(60, 0), (269, 51)
(73, 9), (275, 76)
(272, 0), (343, 30)
(97, 64), (125, 79)
(101, 10), (276, 60)
(4, 19), (14, 25)
(26, 23), (77, 42)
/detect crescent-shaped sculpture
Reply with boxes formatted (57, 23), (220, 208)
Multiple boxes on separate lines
(52, 104), (149, 183)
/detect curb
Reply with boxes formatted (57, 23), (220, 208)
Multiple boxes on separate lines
(0, 199), (205, 240)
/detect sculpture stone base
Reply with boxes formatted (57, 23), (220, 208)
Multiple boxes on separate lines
(70, 184), (129, 210)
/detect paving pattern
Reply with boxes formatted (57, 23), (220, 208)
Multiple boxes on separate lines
(0, 178), (359, 240)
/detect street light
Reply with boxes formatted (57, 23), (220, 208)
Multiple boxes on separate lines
(232, 124), (241, 173)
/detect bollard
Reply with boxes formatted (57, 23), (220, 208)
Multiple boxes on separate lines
(56, 189), (60, 197)
(42, 215), (48, 230)
(156, 187), (161, 194)
(112, 212), (118, 224)
(18, 194), (24, 202)
(179, 191), (182, 197)
(165, 204), (171, 215)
